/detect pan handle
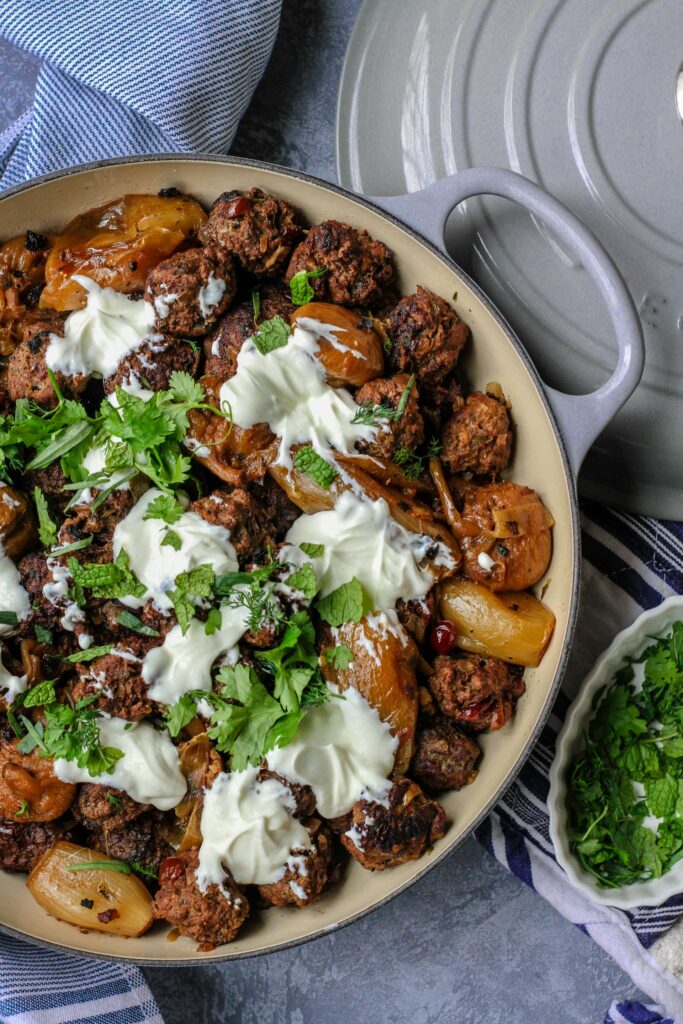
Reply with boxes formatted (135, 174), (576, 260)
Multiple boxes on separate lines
(369, 167), (644, 479)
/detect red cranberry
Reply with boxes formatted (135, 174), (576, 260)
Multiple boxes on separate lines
(158, 856), (185, 884)
(430, 620), (457, 655)
(225, 196), (251, 219)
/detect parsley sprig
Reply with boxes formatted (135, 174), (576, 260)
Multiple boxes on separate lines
(568, 622), (683, 888)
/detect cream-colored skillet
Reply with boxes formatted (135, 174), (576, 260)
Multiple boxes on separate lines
(0, 155), (644, 962)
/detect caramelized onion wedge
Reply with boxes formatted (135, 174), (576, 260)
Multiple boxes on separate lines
(27, 841), (153, 937)
(438, 578), (555, 667)
(428, 456), (461, 534)
(489, 501), (554, 539)
(268, 462), (338, 514)
(291, 302), (384, 386)
(321, 618), (419, 775)
(335, 451), (433, 494)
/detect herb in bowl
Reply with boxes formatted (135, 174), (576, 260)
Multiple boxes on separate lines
(567, 621), (683, 888)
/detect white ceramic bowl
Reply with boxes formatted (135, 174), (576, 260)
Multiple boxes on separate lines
(549, 595), (683, 909)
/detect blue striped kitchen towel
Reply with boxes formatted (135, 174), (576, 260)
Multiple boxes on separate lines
(477, 501), (683, 1021)
(0, 1), (281, 1021)
(0, 0), (282, 189)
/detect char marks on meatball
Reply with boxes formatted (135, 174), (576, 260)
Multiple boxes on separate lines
(203, 283), (293, 380)
(190, 487), (277, 564)
(429, 654), (525, 732)
(145, 247), (237, 337)
(0, 818), (68, 873)
(355, 373), (425, 461)
(411, 718), (480, 791)
(153, 848), (250, 948)
(199, 188), (303, 277)
(91, 810), (172, 871)
(57, 489), (133, 566)
(8, 317), (87, 406)
(286, 220), (395, 308)
(386, 286), (469, 387)
(341, 778), (446, 870)
(441, 392), (512, 476)
(258, 818), (337, 908)
(72, 637), (155, 720)
(104, 336), (200, 395)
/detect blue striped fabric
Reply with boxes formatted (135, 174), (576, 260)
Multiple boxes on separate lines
(476, 500), (683, 1021)
(0, 2), (281, 1020)
(0, 0), (282, 188)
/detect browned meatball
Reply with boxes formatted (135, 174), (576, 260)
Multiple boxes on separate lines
(74, 784), (150, 833)
(286, 220), (395, 308)
(57, 490), (133, 566)
(7, 319), (88, 407)
(386, 286), (469, 387)
(104, 336), (199, 395)
(354, 373), (425, 460)
(190, 488), (277, 564)
(257, 768), (316, 819)
(341, 777), (446, 870)
(98, 599), (176, 640)
(72, 638), (154, 720)
(203, 283), (294, 380)
(17, 551), (90, 643)
(26, 462), (71, 513)
(153, 848), (250, 948)
(411, 718), (480, 791)
(199, 188), (303, 277)
(0, 818), (67, 872)
(258, 818), (337, 908)
(145, 247), (237, 337)
(91, 811), (172, 870)
(429, 654), (525, 732)
(441, 392), (512, 476)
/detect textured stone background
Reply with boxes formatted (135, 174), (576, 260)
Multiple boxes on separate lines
(0, 1), (647, 1020)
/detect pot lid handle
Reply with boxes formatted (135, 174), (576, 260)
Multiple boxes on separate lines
(369, 167), (644, 479)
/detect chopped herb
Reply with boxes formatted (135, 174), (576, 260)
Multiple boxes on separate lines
(161, 528), (182, 550)
(324, 644), (355, 671)
(252, 287), (261, 324)
(293, 446), (338, 489)
(315, 577), (366, 628)
(66, 860), (132, 875)
(51, 535), (94, 556)
(34, 625), (52, 645)
(68, 549), (146, 602)
(33, 487), (58, 546)
(14, 799), (29, 818)
(107, 792), (122, 809)
(63, 645), (114, 664)
(205, 607), (222, 636)
(285, 563), (318, 601)
(22, 679), (56, 708)
(210, 663), (297, 770)
(219, 557), (285, 633)
(252, 315), (291, 355)
(142, 493), (184, 525)
(289, 267), (327, 305)
(168, 564), (216, 634)
(130, 860), (157, 880)
(115, 610), (159, 637)
(299, 542), (324, 558)
(257, 610), (320, 712)
(352, 375), (415, 427)
(0, 611), (19, 627)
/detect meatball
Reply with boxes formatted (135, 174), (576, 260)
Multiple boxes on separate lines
(429, 653), (525, 732)
(74, 784), (149, 833)
(354, 373), (425, 461)
(57, 489), (133, 566)
(0, 818), (66, 873)
(341, 777), (446, 870)
(286, 220), (395, 308)
(257, 768), (316, 819)
(7, 319), (88, 407)
(386, 286), (469, 387)
(104, 336), (199, 395)
(98, 599), (175, 641)
(199, 187), (303, 277)
(72, 637), (154, 720)
(145, 247), (237, 337)
(396, 594), (433, 644)
(411, 718), (480, 791)
(441, 392), (512, 476)
(190, 488), (277, 564)
(91, 810), (172, 870)
(153, 847), (250, 948)
(203, 283), (294, 380)
(26, 462), (71, 513)
(258, 818), (337, 908)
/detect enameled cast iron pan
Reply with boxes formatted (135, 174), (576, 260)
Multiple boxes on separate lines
(0, 156), (644, 962)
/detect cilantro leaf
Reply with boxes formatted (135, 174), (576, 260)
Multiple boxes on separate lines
(168, 371), (205, 406)
(256, 610), (319, 712)
(293, 446), (338, 489)
(143, 493), (184, 525)
(289, 267), (327, 306)
(252, 316), (291, 355)
(324, 644), (355, 671)
(33, 487), (58, 546)
(315, 577), (365, 627)
(299, 542), (324, 558)
(211, 663), (287, 770)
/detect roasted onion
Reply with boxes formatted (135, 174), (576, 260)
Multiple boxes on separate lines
(291, 302), (384, 386)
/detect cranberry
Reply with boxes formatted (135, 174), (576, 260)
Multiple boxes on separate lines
(430, 621), (457, 655)
(459, 697), (496, 723)
(225, 196), (251, 219)
(158, 856), (185, 884)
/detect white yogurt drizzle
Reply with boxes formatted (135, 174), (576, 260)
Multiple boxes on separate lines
(153, 289), (179, 320)
(198, 273), (226, 318)
(112, 487), (238, 612)
(0, 648), (26, 704)
(142, 604), (249, 705)
(218, 320), (376, 471)
(46, 276), (157, 378)
(0, 542), (30, 636)
(42, 557), (84, 634)
(54, 718), (186, 810)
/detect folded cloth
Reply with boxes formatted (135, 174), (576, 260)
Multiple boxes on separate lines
(476, 501), (683, 1021)
(0, 1), (280, 1017)
(0, 0), (282, 188)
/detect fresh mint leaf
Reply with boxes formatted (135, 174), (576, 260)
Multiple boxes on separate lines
(22, 679), (56, 708)
(115, 610), (159, 637)
(34, 625), (52, 645)
(286, 563), (318, 601)
(252, 315), (291, 355)
(68, 549), (146, 602)
(324, 644), (355, 671)
(315, 577), (365, 628)
(161, 528), (182, 551)
(645, 774), (678, 818)
(293, 446), (337, 489)
(63, 644), (114, 664)
(33, 487), (58, 546)
(205, 607), (222, 636)
(169, 564), (216, 634)
(299, 542), (324, 558)
(289, 267), (327, 306)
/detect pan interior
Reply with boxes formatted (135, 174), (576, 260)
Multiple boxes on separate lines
(0, 158), (577, 962)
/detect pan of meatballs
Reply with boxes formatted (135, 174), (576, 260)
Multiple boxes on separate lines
(0, 155), (642, 962)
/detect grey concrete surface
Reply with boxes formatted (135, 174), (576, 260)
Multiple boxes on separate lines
(0, 2), (648, 1021)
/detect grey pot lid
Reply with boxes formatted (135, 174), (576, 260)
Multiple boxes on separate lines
(336, 0), (683, 519)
